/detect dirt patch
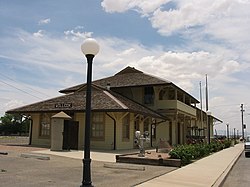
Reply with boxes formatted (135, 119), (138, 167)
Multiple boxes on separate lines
(125, 151), (170, 159)
(0, 136), (29, 144)
(0, 136), (46, 152)
(116, 151), (181, 167)
(0, 144), (47, 153)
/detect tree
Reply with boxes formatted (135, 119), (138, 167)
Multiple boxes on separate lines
(0, 113), (29, 135)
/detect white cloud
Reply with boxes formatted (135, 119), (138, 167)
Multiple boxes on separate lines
(1, 25), (250, 132)
(101, 0), (170, 15)
(100, 0), (250, 132)
(38, 18), (51, 25)
(64, 26), (93, 41)
(33, 30), (45, 37)
(64, 30), (92, 41)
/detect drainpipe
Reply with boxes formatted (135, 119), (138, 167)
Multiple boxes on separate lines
(106, 113), (116, 150)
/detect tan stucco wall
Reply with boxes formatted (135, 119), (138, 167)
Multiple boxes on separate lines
(171, 120), (177, 145)
(156, 121), (170, 143)
(50, 118), (64, 151)
(75, 113), (84, 149)
(76, 112), (135, 150)
(30, 113), (50, 147)
(115, 113), (134, 150)
(90, 114), (115, 150)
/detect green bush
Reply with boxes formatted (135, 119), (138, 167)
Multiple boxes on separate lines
(222, 139), (232, 148)
(169, 140), (232, 166)
(169, 144), (193, 165)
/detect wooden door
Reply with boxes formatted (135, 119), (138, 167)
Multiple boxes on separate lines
(63, 120), (79, 150)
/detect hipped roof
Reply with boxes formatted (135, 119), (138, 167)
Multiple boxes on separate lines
(7, 84), (165, 119)
(60, 66), (199, 103)
(60, 66), (170, 93)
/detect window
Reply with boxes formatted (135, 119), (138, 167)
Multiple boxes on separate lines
(122, 115), (130, 140)
(144, 87), (154, 105)
(91, 112), (105, 140)
(40, 113), (51, 137)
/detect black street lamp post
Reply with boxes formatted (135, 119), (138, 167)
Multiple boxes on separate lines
(80, 38), (99, 187)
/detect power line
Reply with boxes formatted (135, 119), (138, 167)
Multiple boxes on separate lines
(0, 72), (51, 97)
(0, 79), (43, 100)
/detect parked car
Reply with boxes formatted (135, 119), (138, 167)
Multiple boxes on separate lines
(245, 136), (250, 157)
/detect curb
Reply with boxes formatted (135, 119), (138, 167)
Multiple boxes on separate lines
(0, 152), (8, 155)
(20, 153), (50, 160)
(104, 163), (145, 171)
(212, 144), (244, 187)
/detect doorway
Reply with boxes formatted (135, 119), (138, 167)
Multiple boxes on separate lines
(63, 120), (79, 150)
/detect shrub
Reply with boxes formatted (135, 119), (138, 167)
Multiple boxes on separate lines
(169, 139), (232, 166)
(222, 139), (232, 148)
(169, 144), (197, 165)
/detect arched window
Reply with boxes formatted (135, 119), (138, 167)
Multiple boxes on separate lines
(159, 89), (166, 100)
(159, 87), (175, 100)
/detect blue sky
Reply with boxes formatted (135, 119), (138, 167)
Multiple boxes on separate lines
(1, 0), (250, 134)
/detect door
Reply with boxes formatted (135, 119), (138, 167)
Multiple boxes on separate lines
(63, 120), (79, 150)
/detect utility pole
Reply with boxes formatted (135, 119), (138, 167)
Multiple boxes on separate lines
(241, 104), (245, 141)
(200, 81), (203, 132)
(233, 128), (236, 144)
(205, 74), (208, 112)
(226, 123), (229, 140)
(205, 75), (209, 144)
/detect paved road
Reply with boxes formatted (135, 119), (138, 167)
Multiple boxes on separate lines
(0, 144), (176, 187)
(221, 152), (250, 187)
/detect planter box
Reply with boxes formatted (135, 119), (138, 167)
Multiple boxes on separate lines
(116, 153), (181, 167)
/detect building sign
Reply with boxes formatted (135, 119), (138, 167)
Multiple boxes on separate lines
(55, 103), (72, 108)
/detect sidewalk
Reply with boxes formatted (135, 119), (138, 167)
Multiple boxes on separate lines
(33, 149), (116, 162)
(32, 143), (244, 187)
(136, 143), (244, 187)
(33, 148), (141, 162)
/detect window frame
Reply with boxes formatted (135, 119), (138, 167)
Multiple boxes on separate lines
(122, 114), (130, 141)
(91, 112), (105, 141)
(39, 113), (51, 138)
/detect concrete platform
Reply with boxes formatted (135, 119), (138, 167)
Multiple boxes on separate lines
(136, 143), (244, 187)
(31, 144), (244, 187)
(20, 153), (50, 160)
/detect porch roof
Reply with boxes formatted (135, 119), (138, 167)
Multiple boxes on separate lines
(7, 84), (166, 120)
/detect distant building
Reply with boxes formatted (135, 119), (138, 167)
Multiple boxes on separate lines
(7, 66), (221, 150)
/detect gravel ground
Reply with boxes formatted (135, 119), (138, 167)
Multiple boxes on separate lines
(0, 136), (29, 144)
(0, 137), (177, 187)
